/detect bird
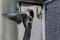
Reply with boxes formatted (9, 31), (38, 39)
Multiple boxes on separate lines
(23, 9), (34, 40)
(2, 9), (34, 40)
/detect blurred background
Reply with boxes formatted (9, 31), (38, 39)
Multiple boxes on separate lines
(0, 0), (45, 40)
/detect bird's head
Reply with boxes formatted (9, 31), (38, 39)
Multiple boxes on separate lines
(26, 9), (34, 18)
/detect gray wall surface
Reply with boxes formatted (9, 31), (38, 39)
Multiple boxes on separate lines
(2, 0), (16, 13)
(2, 0), (17, 40)
(45, 0), (60, 40)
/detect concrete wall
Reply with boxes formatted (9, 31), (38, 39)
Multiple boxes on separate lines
(45, 0), (60, 40)
(2, 0), (16, 12)
(1, 0), (17, 40)
(0, 0), (3, 40)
